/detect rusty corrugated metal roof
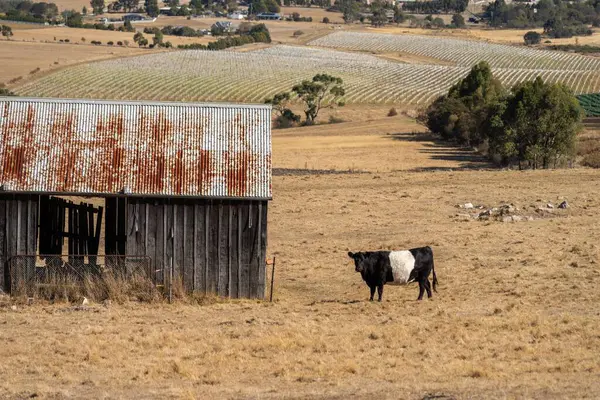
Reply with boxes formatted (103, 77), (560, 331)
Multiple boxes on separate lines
(0, 97), (272, 199)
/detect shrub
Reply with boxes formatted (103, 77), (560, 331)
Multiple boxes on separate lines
(117, 41), (123, 46)
(275, 110), (301, 128)
(582, 152), (600, 168)
(64, 39), (70, 43)
(524, 31), (541, 45)
(0, 88), (16, 96)
(107, 41), (114, 45)
(323, 17), (330, 23)
(328, 115), (345, 124)
(388, 107), (398, 117)
(293, 30), (304, 37)
(81, 37), (86, 42)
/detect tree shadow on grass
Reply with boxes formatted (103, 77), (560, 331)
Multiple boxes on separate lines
(385, 132), (495, 171)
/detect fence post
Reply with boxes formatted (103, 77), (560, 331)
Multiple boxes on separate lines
(169, 256), (173, 304)
(269, 256), (276, 302)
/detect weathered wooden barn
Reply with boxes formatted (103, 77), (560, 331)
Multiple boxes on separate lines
(0, 97), (272, 298)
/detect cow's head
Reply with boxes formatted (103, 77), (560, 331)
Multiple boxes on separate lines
(348, 251), (367, 273)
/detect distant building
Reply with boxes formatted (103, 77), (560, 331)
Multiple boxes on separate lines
(123, 14), (145, 22)
(212, 21), (236, 33)
(228, 12), (246, 20)
(256, 12), (282, 20)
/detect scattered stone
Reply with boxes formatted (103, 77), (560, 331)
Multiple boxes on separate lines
(511, 215), (523, 222)
(536, 207), (554, 214)
(559, 200), (568, 209)
(11, 305), (17, 311)
(547, 203), (554, 209)
(464, 203), (474, 209)
(81, 297), (89, 306)
(502, 216), (514, 223)
(103, 300), (111, 308)
(27, 298), (34, 306)
(456, 213), (472, 221)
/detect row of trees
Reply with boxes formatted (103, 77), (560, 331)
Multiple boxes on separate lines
(485, 0), (599, 38)
(177, 23), (271, 50)
(0, 1), (59, 23)
(421, 62), (583, 169)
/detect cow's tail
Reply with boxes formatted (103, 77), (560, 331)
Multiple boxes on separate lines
(431, 250), (438, 293)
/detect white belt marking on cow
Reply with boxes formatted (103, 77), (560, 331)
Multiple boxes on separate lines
(388, 250), (416, 285)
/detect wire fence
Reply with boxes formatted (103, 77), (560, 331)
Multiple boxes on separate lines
(9, 255), (155, 299)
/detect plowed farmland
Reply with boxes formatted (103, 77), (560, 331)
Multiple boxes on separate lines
(14, 43), (600, 105)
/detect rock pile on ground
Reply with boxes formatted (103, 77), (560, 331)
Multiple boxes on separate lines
(454, 199), (569, 222)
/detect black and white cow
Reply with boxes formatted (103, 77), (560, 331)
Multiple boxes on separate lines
(348, 246), (438, 302)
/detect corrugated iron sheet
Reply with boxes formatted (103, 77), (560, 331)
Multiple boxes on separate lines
(0, 97), (272, 199)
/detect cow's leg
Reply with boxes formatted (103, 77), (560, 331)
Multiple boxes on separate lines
(417, 280), (425, 301)
(377, 284), (384, 302)
(369, 285), (376, 301)
(424, 279), (433, 298)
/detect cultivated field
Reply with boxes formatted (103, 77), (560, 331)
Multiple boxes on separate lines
(14, 44), (600, 105)
(2, 114), (600, 399)
(310, 31), (600, 70)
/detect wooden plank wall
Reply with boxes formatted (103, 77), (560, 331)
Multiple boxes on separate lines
(125, 198), (268, 299)
(105, 197), (127, 256)
(0, 194), (39, 292)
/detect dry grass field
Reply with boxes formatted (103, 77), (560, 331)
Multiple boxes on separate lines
(7, 25), (216, 46)
(1, 112), (600, 399)
(0, 40), (148, 85)
(362, 26), (600, 47)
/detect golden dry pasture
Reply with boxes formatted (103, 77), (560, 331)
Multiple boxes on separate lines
(1, 111), (600, 399)
(0, 40), (148, 85)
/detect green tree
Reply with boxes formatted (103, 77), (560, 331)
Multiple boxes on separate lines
(82, 5), (87, 14)
(133, 31), (145, 45)
(338, 0), (359, 23)
(493, 77), (582, 168)
(451, 13), (465, 28)
(177, 4), (190, 15)
(423, 61), (504, 146)
(90, 0), (104, 14)
(153, 30), (163, 46)
(145, 0), (159, 17)
(291, 74), (345, 125)
(523, 31), (541, 45)
(370, 8), (388, 27)
(1, 25), (14, 40)
(265, 0), (280, 13)
(393, 6), (405, 23)
(62, 10), (83, 27)
(118, 0), (138, 12)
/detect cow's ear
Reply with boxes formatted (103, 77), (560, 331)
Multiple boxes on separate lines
(347, 251), (354, 258)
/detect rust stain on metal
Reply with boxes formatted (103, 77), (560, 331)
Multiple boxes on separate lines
(0, 98), (271, 198)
